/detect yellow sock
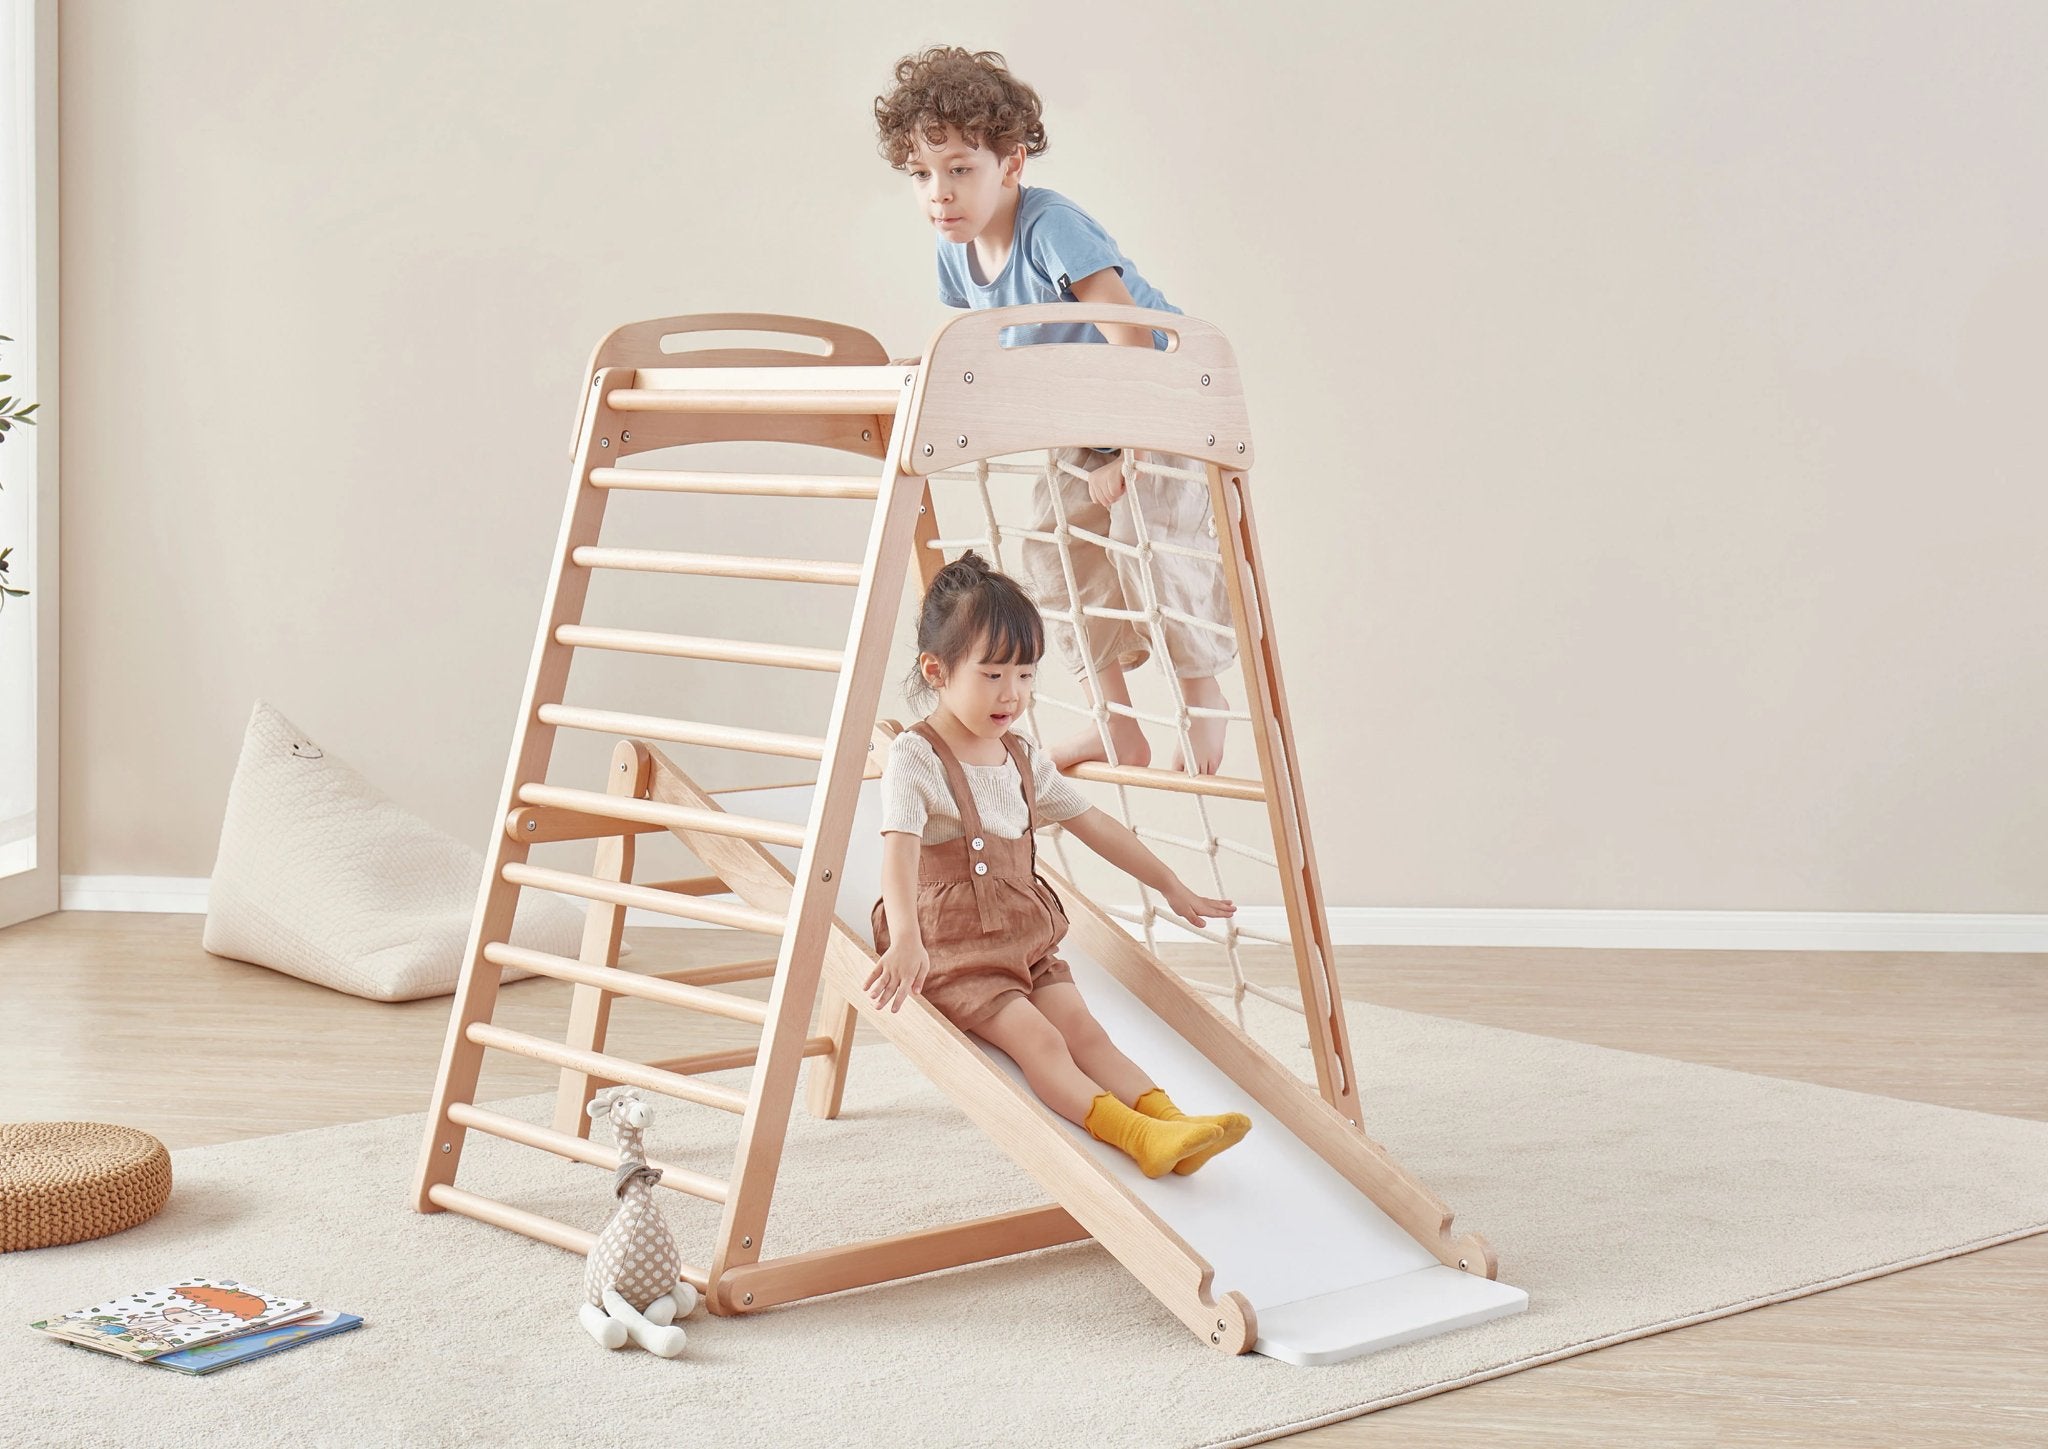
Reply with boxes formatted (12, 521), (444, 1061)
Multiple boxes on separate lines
(1084, 1093), (1223, 1179)
(1133, 1087), (1252, 1175)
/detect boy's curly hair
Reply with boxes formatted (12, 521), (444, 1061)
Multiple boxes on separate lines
(874, 47), (1048, 170)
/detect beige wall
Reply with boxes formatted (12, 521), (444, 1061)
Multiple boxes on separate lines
(60, 1), (2047, 911)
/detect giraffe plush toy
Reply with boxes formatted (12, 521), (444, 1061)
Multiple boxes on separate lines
(579, 1088), (699, 1356)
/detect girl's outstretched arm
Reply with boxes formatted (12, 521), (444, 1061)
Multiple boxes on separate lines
(1059, 807), (1236, 927)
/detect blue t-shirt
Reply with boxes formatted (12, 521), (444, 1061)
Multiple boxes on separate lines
(935, 186), (1179, 350)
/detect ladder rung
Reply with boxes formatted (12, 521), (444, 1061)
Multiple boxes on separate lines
(466, 1022), (750, 1114)
(425, 1182), (709, 1290)
(555, 624), (843, 672)
(607, 386), (899, 416)
(587, 468), (880, 500)
(482, 942), (771, 1026)
(427, 1182), (593, 1253)
(571, 546), (862, 587)
(503, 862), (786, 935)
(540, 705), (827, 760)
(446, 1101), (730, 1204)
(647, 1034), (836, 1077)
(1062, 760), (1267, 802)
(515, 783), (806, 848)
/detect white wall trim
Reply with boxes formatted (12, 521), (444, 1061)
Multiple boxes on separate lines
(58, 876), (2048, 952)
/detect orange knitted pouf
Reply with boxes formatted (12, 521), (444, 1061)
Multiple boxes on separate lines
(1, 1122), (173, 1253)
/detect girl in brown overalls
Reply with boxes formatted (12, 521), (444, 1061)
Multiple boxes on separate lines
(869, 552), (1252, 1179)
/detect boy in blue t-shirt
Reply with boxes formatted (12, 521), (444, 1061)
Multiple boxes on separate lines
(873, 46), (1238, 777)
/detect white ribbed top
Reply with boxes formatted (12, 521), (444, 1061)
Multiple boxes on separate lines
(879, 730), (1092, 844)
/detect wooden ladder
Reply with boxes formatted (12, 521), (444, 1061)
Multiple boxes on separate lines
(410, 313), (925, 1296)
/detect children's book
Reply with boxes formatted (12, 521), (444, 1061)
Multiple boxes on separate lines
(146, 1310), (364, 1375)
(28, 1279), (317, 1362)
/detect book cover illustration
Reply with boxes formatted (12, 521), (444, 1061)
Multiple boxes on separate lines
(29, 1279), (314, 1361)
(149, 1310), (365, 1375)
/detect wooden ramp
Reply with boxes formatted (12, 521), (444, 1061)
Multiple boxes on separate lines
(731, 772), (1528, 1364)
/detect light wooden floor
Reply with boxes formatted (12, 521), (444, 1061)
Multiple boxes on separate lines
(3, 911), (2043, 1444)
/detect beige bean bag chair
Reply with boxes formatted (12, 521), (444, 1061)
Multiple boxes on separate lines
(203, 700), (592, 1002)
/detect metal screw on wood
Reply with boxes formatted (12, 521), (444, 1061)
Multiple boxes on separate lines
(1458, 1259), (1468, 1270)
(441, 1143), (450, 1153)
(1236, 442), (1246, 453)
(1206, 433), (1216, 446)
(743, 1293), (754, 1305)
(599, 438), (610, 448)
(861, 429), (872, 442)
(524, 820), (536, 832)
(621, 430), (631, 442)
(963, 371), (974, 383)
(742, 1235), (752, 1248)
(1201, 374), (1211, 386)
(956, 434), (967, 447)
(922, 443), (934, 456)
(1210, 1332), (1219, 1343)
(822, 869), (833, 882)
(903, 373), (913, 385)
(619, 761), (629, 771)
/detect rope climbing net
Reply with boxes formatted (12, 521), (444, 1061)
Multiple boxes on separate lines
(921, 449), (1309, 1029)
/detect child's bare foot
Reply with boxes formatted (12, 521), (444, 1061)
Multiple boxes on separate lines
(1169, 675), (1229, 774)
(1052, 714), (1151, 771)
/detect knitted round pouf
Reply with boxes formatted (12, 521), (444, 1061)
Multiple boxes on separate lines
(1, 1122), (173, 1253)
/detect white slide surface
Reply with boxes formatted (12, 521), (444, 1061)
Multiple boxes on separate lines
(743, 780), (1527, 1364)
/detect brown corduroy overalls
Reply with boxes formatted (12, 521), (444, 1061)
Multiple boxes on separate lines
(870, 722), (1074, 1033)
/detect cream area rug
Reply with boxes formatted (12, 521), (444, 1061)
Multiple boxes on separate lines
(6, 998), (2047, 1449)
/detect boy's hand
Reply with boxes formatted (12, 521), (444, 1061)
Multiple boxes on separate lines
(1087, 453), (1128, 509)
(865, 937), (931, 1013)
(1162, 880), (1236, 929)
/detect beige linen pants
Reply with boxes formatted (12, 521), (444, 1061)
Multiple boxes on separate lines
(1019, 447), (1238, 680)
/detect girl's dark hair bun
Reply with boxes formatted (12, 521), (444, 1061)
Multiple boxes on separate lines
(932, 550), (994, 590)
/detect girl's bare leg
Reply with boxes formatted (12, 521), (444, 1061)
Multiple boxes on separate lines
(1030, 982), (1153, 1104)
(1168, 673), (1229, 775)
(1049, 662), (1151, 771)
(970, 996), (1104, 1124)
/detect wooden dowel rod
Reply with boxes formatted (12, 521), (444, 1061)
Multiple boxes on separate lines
(570, 547), (862, 587)
(445, 1102), (730, 1204)
(587, 468), (880, 500)
(538, 705), (828, 761)
(482, 941), (771, 1026)
(426, 1182), (593, 1254)
(466, 1022), (749, 1114)
(515, 783), (807, 848)
(554, 624), (843, 672)
(504, 805), (666, 844)
(1062, 760), (1266, 802)
(606, 387), (900, 415)
(503, 862), (786, 935)
(425, 1183), (710, 1291)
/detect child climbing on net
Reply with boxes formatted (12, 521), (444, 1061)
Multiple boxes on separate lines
(874, 46), (1238, 776)
(868, 551), (1253, 1179)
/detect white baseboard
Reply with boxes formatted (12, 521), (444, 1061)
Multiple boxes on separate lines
(60, 875), (214, 913)
(57, 876), (2048, 952)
